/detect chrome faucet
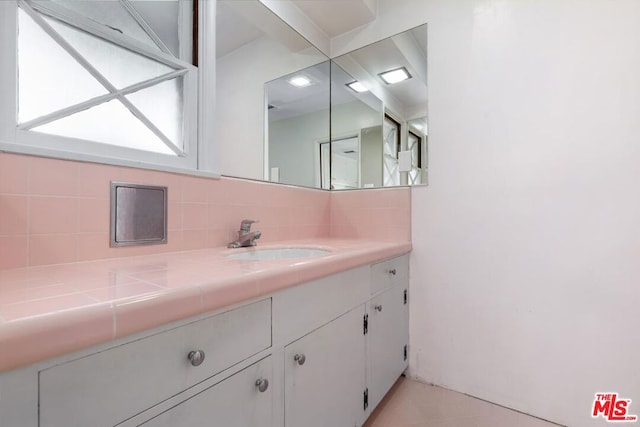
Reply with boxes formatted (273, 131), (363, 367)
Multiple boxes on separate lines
(228, 219), (261, 248)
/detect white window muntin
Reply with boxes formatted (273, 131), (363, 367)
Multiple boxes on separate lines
(1, 0), (198, 171)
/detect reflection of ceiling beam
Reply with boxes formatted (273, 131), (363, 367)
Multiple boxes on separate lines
(258, 0), (330, 55)
(291, 0), (377, 38)
(391, 31), (427, 86)
(222, 0), (311, 53)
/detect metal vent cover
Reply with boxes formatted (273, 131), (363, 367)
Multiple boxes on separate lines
(110, 182), (167, 247)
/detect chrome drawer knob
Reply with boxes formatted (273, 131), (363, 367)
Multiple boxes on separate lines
(374, 304), (383, 312)
(188, 350), (205, 367)
(255, 378), (269, 393)
(389, 268), (397, 276)
(294, 353), (306, 366)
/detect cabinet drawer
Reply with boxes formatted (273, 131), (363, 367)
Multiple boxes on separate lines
(371, 254), (409, 294)
(39, 298), (272, 427)
(138, 356), (273, 427)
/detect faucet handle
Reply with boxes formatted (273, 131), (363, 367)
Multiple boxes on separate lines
(240, 219), (259, 232)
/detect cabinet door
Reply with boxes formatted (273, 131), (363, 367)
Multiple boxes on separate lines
(139, 357), (273, 427)
(368, 285), (409, 411)
(285, 306), (366, 427)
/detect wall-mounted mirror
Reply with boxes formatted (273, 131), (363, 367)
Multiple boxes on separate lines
(266, 59), (388, 189)
(330, 24), (428, 189)
(266, 61), (330, 187)
(328, 61), (384, 189)
(267, 23), (428, 189)
(216, 0), (329, 182)
(216, 1), (427, 189)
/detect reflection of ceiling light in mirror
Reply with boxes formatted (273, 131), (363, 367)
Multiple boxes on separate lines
(413, 123), (424, 131)
(346, 81), (368, 93)
(379, 67), (411, 84)
(288, 76), (312, 87)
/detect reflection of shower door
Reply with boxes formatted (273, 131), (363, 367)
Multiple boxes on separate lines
(319, 136), (360, 190)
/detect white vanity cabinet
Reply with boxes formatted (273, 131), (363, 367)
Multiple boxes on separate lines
(277, 254), (409, 427)
(0, 253), (409, 427)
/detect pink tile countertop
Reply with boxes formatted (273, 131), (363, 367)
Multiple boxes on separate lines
(0, 238), (411, 373)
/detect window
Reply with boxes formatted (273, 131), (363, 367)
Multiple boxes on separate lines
(0, 0), (198, 170)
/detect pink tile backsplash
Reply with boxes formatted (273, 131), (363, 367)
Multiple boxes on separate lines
(0, 152), (410, 269)
(29, 156), (79, 196)
(77, 198), (110, 233)
(29, 234), (77, 266)
(77, 163), (121, 198)
(0, 153), (30, 195)
(0, 195), (28, 235)
(330, 188), (412, 241)
(29, 196), (77, 234)
(182, 203), (208, 230)
(0, 236), (28, 270)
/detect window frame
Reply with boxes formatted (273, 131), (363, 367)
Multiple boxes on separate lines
(383, 113), (401, 159)
(382, 112), (401, 187)
(408, 130), (422, 169)
(0, 0), (206, 173)
(407, 129), (423, 185)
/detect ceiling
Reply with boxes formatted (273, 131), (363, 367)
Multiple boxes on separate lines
(216, 1), (264, 58)
(290, 0), (377, 38)
(217, 0), (313, 59)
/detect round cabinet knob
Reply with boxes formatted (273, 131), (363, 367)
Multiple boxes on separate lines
(389, 268), (397, 276)
(294, 353), (306, 366)
(188, 350), (205, 367)
(374, 304), (383, 312)
(255, 378), (269, 393)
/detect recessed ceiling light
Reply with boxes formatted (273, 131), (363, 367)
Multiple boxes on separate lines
(379, 67), (411, 85)
(346, 81), (368, 93)
(288, 75), (312, 87)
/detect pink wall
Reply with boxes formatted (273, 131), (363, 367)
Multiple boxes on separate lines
(0, 152), (410, 270)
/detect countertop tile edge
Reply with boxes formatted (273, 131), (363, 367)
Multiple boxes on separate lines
(0, 240), (411, 372)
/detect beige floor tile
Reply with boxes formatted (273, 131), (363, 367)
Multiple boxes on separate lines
(363, 377), (562, 427)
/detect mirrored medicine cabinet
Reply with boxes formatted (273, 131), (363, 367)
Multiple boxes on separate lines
(217, 0), (428, 190)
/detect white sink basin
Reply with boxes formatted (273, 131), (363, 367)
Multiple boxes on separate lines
(227, 248), (330, 261)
